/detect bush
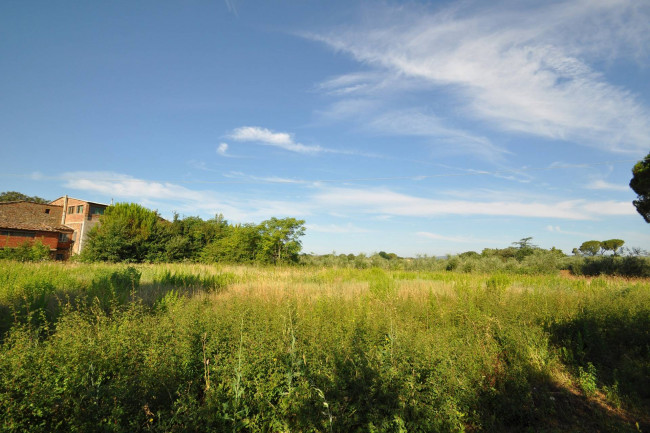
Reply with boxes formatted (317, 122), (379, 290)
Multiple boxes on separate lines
(0, 241), (51, 262)
(572, 256), (650, 277)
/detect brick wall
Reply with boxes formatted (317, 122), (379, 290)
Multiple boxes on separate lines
(50, 197), (107, 254)
(0, 230), (59, 250)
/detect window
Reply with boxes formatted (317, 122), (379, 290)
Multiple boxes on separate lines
(90, 206), (105, 215)
(76, 205), (83, 214)
(2, 230), (36, 238)
(45, 208), (50, 214)
(59, 233), (70, 242)
(68, 206), (74, 214)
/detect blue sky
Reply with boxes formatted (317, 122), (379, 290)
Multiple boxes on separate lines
(2, 0), (650, 256)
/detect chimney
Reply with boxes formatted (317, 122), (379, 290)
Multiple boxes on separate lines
(61, 195), (69, 224)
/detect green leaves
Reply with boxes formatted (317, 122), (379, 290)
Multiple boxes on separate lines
(579, 240), (602, 256)
(83, 203), (306, 265)
(630, 153), (650, 223)
(83, 203), (165, 262)
(0, 191), (49, 204)
(256, 217), (306, 264)
(601, 239), (625, 256)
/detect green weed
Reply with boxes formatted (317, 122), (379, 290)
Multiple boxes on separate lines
(0, 263), (648, 432)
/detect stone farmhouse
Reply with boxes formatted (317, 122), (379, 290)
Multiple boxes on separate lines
(0, 195), (108, 260)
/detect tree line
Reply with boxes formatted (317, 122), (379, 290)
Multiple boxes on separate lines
(0, 191), (49, 204)
(81, 203), (306, 264)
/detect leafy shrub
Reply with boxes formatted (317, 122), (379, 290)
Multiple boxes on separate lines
(578, 362), (598, 396)
(573, 256), (650, 277)
(0, 241), (51, 262)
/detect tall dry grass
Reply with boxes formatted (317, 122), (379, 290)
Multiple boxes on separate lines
(0, 262), (648, 432)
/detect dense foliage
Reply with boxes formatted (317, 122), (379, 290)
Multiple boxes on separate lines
(81, 203), (306, 264)
(0, 191), (49, 204)
(301, 239), (650, 277)
(0, 240), (50, 262)
(0, 262), (648, 432)
(631, 152), (650, 223)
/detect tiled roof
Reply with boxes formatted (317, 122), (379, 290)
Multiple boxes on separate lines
(0, 201), (73, 233)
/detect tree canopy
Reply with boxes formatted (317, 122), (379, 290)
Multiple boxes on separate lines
(82, 203), (163, 262)
(579, 240), (602, 256)
(0, 191), (49, 204)
(256, 217), (306, 264)
(630, 153), (650, 223)
(82, 203), (307, 264)
(601, 239), (625, 256)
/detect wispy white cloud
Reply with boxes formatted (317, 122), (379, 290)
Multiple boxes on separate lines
(368, 110), (509, 162)
(224, 0), (239, 16)
(61, 171), (312, 222)
(586, 179), (630, 192)
(316, 98), (382, 121)
(545, 225), (593, 237)
(61, 172), (636, 227)
(63, 172), (206, 202)
(223, 171), (310, 185)
(217, 142), (229, 156)
(228, 126), (377, 157)
(308, 0), (650, 154)
(313, 186), (635, 220)
(317, 70), (427, 97)
(229, 126), (325, 154)
(315, 101), (508, 162)
(440, 187), (536, 201)
(314, 80), (507, 162)
(318, 72), (381, 96)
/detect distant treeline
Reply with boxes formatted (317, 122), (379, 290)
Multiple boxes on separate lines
(0, 191), (49, 204)
(301, 238), (650, 277)
(80, 203), (306, 264)
(3, 197), (649, 276)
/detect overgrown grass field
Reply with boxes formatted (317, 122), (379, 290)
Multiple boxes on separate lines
(0, 262), (648, 432)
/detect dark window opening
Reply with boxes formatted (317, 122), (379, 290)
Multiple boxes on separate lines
(45, 208), (50, 214)
(1, 230), (36, 237)
(90, 206), (105, 215)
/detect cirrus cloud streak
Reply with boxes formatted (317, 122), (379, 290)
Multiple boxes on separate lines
(62, 171), (635, 222)
(308, 0), (650, 154)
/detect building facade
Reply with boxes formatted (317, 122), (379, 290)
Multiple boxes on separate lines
(0, 196), (108, 259)
(0, 201), (74, 260)
(50, 196), (107, 255)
